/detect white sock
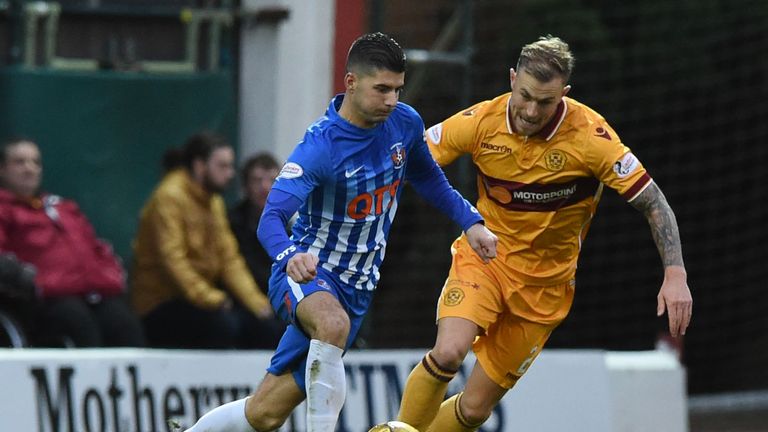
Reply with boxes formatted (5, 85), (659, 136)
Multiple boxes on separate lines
(184, 397), (255, 432)
(305, 339), (346, 432)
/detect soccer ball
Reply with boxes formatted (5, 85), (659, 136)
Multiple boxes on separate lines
(367, 420), (419, 432)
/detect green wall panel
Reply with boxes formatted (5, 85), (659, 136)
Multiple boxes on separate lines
(0, 67), (237, 262)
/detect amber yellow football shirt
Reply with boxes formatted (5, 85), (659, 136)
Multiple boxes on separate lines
(426, 94), (652, 284)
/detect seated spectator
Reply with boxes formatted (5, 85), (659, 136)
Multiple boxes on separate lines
(228, 153), (280, 295)
(0, 252), (36, 346)
(131, 132), (283, 349)
(0, 138), (145, 347)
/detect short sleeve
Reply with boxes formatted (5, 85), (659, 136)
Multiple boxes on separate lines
(424, 102), (486, 166)
(585, 122), (653, 202)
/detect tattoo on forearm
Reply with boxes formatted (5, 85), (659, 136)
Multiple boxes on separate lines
(629, 183), (685, 267)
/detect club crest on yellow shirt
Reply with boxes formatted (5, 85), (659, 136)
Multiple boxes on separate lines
(544, 149), (567, 171)
(444, 287), (465, 306)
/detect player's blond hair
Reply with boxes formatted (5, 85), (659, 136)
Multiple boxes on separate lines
(517, 35), (575, 83)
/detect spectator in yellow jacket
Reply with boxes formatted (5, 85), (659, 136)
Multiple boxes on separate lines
(131, 132), (283, 349)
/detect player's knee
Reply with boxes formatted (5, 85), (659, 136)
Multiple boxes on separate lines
(311, 312), (350, 346)
(249, 415), (285, 432)
(430, 344), (470, 370)
(246, 400), (287, 431)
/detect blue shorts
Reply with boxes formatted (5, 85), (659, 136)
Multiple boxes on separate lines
(266, 264), (374, 392)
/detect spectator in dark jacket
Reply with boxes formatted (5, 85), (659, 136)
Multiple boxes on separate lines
(228, 153), (281, 290)
(225, 152), (286, 349)
(0, 138), (145, 347)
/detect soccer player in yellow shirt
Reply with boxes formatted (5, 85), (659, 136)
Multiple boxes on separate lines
(397, 35), (693, 432)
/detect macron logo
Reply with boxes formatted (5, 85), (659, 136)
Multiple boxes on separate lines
(345, 165), (365, 178)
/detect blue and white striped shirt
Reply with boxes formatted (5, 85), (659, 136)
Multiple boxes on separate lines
(259, 95), (482, 291)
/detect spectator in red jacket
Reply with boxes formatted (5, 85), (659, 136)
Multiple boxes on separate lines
(0, 137), (145, 347)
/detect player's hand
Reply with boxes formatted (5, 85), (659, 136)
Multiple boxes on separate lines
(657, 265), (692, 337)
(287, 252), (319, 283)
(465, 223), (498, 264)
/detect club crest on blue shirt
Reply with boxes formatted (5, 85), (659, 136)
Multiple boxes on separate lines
(390, 142), (406, 169)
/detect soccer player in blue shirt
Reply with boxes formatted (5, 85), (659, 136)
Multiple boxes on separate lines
(184, 32), (498, 432)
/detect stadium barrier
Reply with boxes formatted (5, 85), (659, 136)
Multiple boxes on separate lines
(0, 348), (686, 432)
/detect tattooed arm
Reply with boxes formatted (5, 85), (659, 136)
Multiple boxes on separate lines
(630, 183), (685, 267)
(630, 183), (693, 337)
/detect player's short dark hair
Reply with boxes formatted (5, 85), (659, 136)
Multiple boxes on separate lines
(0, 137), (35, 164)
(240, 152), (279, 187)
(346, 32), (407, 75)
(517, 35), (575, 83)
(181, 131), (231, 171)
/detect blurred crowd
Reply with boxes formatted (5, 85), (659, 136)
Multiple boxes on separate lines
(0, 133), (284, 350)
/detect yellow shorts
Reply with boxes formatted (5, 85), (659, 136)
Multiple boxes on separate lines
(437, 236), (575, 389)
